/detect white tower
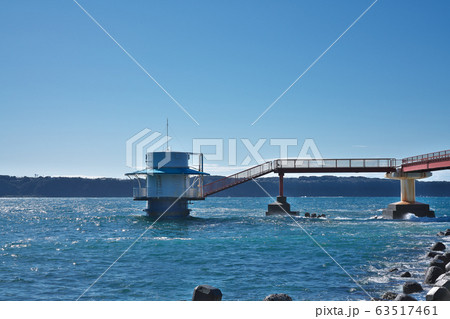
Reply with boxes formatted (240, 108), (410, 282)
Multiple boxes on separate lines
(126, 151), (207, 218)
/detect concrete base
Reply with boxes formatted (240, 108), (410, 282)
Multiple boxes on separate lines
(266, 196), (298, 216)
(382, 201), (435, 219)
(146, 198), (190, 218)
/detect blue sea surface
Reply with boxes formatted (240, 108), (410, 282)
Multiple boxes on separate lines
(1, 197), (450, 301)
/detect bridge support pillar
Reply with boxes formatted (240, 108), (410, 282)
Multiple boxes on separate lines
(266, 173), (298, 216)
(383, 171), (435, 219)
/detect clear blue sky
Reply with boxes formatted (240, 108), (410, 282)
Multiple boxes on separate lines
(0, 0), (449, 179)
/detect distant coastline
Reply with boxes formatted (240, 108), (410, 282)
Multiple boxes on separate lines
(1, 175), (450, 198)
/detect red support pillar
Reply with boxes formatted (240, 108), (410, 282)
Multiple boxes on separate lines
(279, 173), (284, 197)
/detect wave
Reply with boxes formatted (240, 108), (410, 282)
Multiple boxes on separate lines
(403, 213), (450, 222)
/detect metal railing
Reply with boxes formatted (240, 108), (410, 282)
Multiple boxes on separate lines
(274, 158), (398, 170)
(203, 161), (274, 196)
(402, 150), (450, 165)
(132, 186), (204, 199)
(203, 158), (398, 196)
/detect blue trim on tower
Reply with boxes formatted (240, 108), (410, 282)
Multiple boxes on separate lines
(125, 167), (209, 176)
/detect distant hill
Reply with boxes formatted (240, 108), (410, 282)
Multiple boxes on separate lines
(0, 175), (449, 197)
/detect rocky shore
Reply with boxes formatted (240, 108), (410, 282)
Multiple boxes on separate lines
(379, 228), (450, 301)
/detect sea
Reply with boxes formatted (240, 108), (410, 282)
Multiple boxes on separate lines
(1, 197), (449, 301)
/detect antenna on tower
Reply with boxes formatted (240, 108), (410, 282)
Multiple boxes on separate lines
(166, 118), (169, 151)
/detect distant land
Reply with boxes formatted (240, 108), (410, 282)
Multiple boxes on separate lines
(1, 175), (450, 198)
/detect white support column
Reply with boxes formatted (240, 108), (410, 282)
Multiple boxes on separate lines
(383, 171), (435, 219)
(386, 171), (431, 204)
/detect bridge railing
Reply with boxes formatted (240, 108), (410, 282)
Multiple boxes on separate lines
(274, 158), (397, 169)
(402, 150), (450, 165)
(203, 161), (273, 196)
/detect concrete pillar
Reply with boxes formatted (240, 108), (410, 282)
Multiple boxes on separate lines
(266, 173), (298, 216)
(279, 173), (284, 197)
(382, 171), (435, 219)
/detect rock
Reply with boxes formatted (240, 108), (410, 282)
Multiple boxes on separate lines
(426, 251), (443, 258)
(435, 273), (450, 282)
(435, 278), (450, 290)
(434, 254), (449, 264)
(320, 214), (326, 218)
(437, 230), (450, 236)
(431, 242), (446, 251)
(388, 267), (399, 273)
(400, 271), (412, 278)
(381, 292), (398, 300)
(430, 258), (446, 271)
(425, 266), (445, 284)
(263, 293), (293, 301)
(192, 285), (222, 301)
(311, 213), (317, 218)
(394, 294), (417, 301)
(443, 252), (450, 263)
(304, 212), (310, 217)
(426, 287), (450, 301)
(403, 281), (423, 294)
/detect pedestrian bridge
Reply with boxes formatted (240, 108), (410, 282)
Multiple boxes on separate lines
(203, 150), (450, 206)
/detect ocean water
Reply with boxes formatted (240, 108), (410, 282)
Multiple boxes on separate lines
(1, 196), (450, 301)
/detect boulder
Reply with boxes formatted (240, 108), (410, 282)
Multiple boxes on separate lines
(434, 278), (450, 290)
(263, 293), (292, 301)
(435, 273), (450, 282)
(437, 230), (450, 237)
(192, 285), (222, 301)
(403, 281), (423, 294)
(394, 294), (417, 301)
(434, 254), (449, 264)
(381, 292), (397, 300)
(431, 242), (446, 251)
(388, 267), (399, 273)
(430, 258), (446, 271)
(426, 287), (450, 301)
(304, 212), (310, 217)
(443, 252), (450, 263)
(400, 271), (412, 278)
(426, 251), (443, 258)
(311, 213), (317, 218)
(425, 266), (445, 284)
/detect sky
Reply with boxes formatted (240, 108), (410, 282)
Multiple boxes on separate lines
(0, 0), (449, 180)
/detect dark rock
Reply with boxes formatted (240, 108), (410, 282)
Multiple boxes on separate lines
(431, 242), (446, 251)
(443, 252), (450, 263)
(388, 267), (399, 273)
(430, 258), (446, 271)
(435, 278), (450, 290)
(403, 281), (423, 294)
(192, 285), (222, 301)
(426, 251), (443, 258)
(426, 287), (450, 301)
(311, 213), (317, 218)
(437, 230), (450, 236)
(320, 214), (326, 218)
(400, 271), (412, 278)
(435, 273), (449, 282)
(394, 294), (417, 301)
(304, 212), (310, 217)
(381, 292), (398, 300)
(434, 254), (449, 264)
(425, 266), (445, 284)
(263, 293), (292, 301)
